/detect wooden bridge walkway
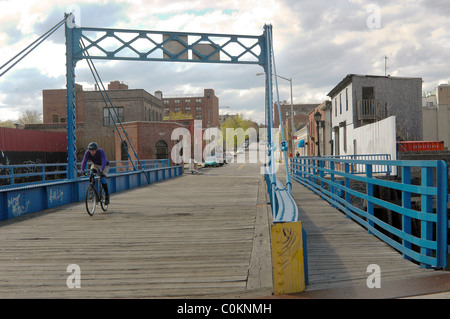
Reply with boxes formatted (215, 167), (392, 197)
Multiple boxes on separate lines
(0, 158), (448, 299)
(0, 162), (273, 298)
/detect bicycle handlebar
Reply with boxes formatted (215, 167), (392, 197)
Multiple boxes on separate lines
(79, 168), (103, 177)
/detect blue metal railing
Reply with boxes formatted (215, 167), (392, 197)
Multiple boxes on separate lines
(264, 169), (298, 223)
(0, 161), (181, 221)
(0, 159), (170, 189)
(81, 159), (169, 174)
(264, 166), (308, 284)
(291, 156), (448, 269)
(321, 154), (392, 175)
(0, 163), (68, 188)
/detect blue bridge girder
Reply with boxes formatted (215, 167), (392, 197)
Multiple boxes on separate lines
(64, 14), (289, 220)
(64, 14), (274, 181)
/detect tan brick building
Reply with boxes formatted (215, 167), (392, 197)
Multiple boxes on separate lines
(273, 102), (319, 128)
(41, 81), (164, 161)
(162, 89), (219, 129)
(38, 81), (215, 164)
(115, 120), (195, 167)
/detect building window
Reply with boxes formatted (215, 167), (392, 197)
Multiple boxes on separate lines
(343, 124), (347, 152)
(174, 107), (180, 112)
(52, 114), (59, 123)
(339, 93), (342, 114)
(174, 99), (180, 104)
(196, 106), (202, 112)
(156, 140), (168, 159)
(196, 99), (202, 104)
(185, 106), (191, 112)
(345, 88), (348, 111)
(103, 107), (124, 126)
(334, 98), (337, 116)
(195, 115), (202, 120)
(163, 100), (169, 105)
(121, 141), (128, 160)
(362, 87), (374, 100)
(185, 99), (191, 103)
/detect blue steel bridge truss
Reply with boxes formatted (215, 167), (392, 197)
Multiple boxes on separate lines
(65, 13), (292, 216)
(0, 14), (294, 223)
(0, 14), (296, 231)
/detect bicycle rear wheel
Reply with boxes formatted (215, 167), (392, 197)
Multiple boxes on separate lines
(85, 187), (97, 216)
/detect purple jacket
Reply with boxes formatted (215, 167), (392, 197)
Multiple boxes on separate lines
(81, 148), (109, 172)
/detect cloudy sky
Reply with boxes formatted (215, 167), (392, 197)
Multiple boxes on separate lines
(1, 0), (449, 124)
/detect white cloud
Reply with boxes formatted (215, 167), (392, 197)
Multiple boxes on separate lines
(1, 0), (450, 125)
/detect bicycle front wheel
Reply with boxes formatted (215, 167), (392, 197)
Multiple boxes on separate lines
(85, 187), (97, 216)
(100, 199), (108, 212)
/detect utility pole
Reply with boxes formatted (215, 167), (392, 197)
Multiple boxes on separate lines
(384, 55), (389, 76)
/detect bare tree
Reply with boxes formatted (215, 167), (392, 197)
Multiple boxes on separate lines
(18, 110), (42, 125)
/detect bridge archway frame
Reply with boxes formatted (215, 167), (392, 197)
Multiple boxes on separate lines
(64, 13), (290, 209)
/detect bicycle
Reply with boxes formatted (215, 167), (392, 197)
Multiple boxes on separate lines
(85, 168), (108, 216)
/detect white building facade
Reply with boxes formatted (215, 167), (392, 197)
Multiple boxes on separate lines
(327, 74), (423, 160)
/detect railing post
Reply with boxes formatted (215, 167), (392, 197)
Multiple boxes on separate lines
(302, 158), (306, 180)
(366, 164), (374, 234)
(307, 158), (311, 183)
(421, 167), (433, 268)
(319, 159), (324, 191)
(330, 161), (336, 208)
(314, 159), (318, 186)
(401, 166), (412, 262)
(344, 162), (351, 218)
(436, 160), (448, 268)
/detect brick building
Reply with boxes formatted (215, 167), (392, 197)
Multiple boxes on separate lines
(115, 119), (195, 167)
(40, 81), (165, 161)
(162, 89), (219, 129)
(38, 81), (215, 164)
(273, 102), (319, 128)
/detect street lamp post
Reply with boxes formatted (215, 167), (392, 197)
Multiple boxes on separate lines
(256, 73), (294, 153)
(314, 111), (322, 156)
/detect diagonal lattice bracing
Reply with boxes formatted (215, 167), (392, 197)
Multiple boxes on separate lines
(72, 27), (265, 65)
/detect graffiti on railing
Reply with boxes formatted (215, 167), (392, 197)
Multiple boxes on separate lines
(7, 193), (30, 217)
(49, 188), (64, 204)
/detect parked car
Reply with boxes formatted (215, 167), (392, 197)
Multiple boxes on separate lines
(204, 156), (219, 167)
(214, 152), (225, 166)
(225, 152), (233, 163)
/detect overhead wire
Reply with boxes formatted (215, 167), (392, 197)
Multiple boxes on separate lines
(79, 39), (150, 183)
(0, 17), (68, 78)
(268, 28), (292, 193)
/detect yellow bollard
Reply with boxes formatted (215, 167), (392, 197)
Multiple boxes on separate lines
(271, 221), (305, 295)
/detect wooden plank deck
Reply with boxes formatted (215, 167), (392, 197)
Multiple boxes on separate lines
(276, 165), (444, 293)
(0, 162), (273, 298)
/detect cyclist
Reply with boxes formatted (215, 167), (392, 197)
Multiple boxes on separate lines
(80, 142), (110, 205)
